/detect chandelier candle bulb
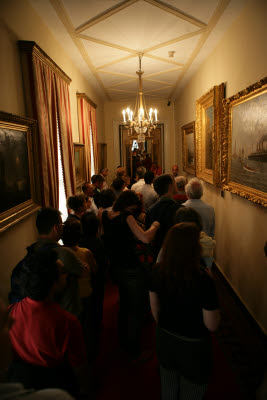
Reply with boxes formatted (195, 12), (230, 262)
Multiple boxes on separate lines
(155, 109), (157, 121)
(122, 110), (126, 122)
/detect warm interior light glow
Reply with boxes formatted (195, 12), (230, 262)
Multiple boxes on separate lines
(121, 56), (158, 138)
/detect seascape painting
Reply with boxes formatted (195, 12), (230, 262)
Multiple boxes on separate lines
(205, 106), (213, 170)
(231, 92), (267, 193)
(0, 127), (31, 213)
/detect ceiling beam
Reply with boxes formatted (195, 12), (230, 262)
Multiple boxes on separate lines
(143, 29), (205, 53)
(76, 34), (138, 54)
(144, 78), (175, 87)
(49, 0), (110, 100)
(144, 54), (184, 67)
(107, 78), (137, 89)
(96, 54), (136, 70)
(144, 0), (207, 28)
(75, 0), (138, 34)
(144, 67), (181, 78)
(98, 70), (137, 79)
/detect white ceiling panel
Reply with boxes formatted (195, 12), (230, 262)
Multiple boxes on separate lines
(82, 1), (198, 51)
(145, 69), (182, 84)
(148, 34), (201, 64)
(111, 80), (140, 91)
(99, 72), (137, 86)
(80, 39), (133, 68)
(161, 0), (221, 24)
(62, 0), (121, 28)
(143, 80), (171, 91)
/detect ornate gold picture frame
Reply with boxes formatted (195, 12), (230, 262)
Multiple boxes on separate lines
(0, 111), (40, 233)
(182, 121), (195, 175)
(195, 83), (224, 184)
(74, 143), (85, 188)
(222, 77), (267, 207)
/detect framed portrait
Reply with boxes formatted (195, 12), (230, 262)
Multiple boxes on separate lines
(195, 83), (225, 184)
(182, 121), (196, 175)
(74, 143), (85, 187)
(0, 111), (40, 233)
(221, 77), (267, 207)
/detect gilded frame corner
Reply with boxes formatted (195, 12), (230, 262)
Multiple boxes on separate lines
(0, 111), (40, 233)
(221, 77), (267, 207)
(195, 83), (224, 185)
(182, 121), (196, 175)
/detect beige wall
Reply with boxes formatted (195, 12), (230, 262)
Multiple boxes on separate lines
(0, 0), (104, 300)
(174, 0), (267, 333)
(104, 99), (176, 184)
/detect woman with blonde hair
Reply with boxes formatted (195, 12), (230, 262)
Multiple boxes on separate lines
(149, 222), (220, 400)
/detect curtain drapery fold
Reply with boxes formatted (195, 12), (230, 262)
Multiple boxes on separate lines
(32, 54), (59, 208)
(55, 76), (76, 199)
(77, 96), (93, 182)
(90, 106), (98, 174)
(30, 50), (74, 207)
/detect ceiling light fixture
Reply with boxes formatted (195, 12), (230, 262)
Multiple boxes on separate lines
(122, 55), (158, 143)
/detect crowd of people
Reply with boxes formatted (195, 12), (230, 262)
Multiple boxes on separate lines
(0, 163), (220, 400)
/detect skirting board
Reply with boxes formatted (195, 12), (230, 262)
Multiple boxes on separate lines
(213, 261), (267, 341)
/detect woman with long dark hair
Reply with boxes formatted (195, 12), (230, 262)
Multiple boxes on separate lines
(149, 222), (220, 400)
(102, 190), (160, 361)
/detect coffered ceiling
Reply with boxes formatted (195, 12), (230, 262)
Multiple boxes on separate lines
(29, 0), (247, 101)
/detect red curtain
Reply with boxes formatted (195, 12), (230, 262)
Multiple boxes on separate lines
(55, 76), (76, 198)
(32, 54), (75, 207)
(77, 97), (92, 181)
(32, 54), (59, 207)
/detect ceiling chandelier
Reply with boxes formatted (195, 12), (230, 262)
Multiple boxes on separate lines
(122, 55), (158, 143)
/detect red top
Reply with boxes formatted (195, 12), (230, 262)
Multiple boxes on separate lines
(173, 193), (188, 202)
(150, 165), (162, 176)
(9, 298), (86, 368)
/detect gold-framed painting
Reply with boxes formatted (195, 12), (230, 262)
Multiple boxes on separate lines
(0, 111), (40, 233)
(182, 121), (196, 175)
(221, 77), (267, 207)
(195, 83), (225, 185)
(74, 143), (85, 187)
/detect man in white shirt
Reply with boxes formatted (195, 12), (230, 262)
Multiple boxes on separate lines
(183, 178), (215, 238)
(131, 166), (146, 192)
(137, 170), (158, 211)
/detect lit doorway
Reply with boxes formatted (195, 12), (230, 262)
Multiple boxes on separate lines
(119, 124), (164, 180)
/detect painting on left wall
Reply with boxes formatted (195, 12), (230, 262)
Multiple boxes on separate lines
(0, 111), (40, 233)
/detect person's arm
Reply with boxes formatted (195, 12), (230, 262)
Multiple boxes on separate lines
(202, 308), (220, 332)
(126, 214), (160, 243)
(149, 291), (160, 323)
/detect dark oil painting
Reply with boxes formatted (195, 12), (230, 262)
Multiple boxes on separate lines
(0, 127), (31, 213)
